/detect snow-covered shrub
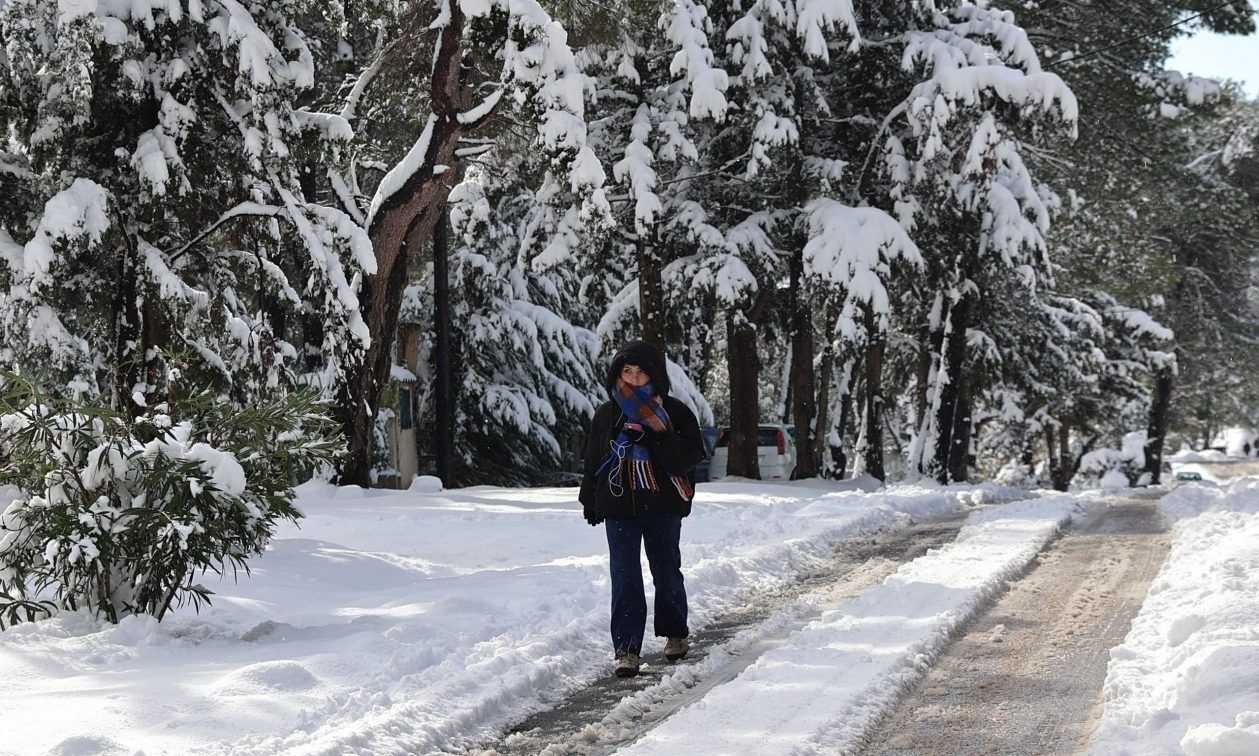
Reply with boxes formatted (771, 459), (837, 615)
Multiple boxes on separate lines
(1078, 431), (1147, 488)
(0, 373), (339, 627)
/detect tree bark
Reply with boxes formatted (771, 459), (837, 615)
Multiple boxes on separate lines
(638, 235), (665, 351)
(812, 301), (839, 476)
(112, 237), (140, 412)
(914, 326), (932, 432)
(947, 370), (972, 483)
(1020, 436), (1036, 483)
(432, 206), (455, 487)
(337, 4), (501, 486)
(831, 356), (861, 479)
(929, 295), (970, 483)
(1143, 368), (1174, 484)
(726, 311), (762, 479)
(861, 306), (886, 482)
(1049, 422), (1074, 491)
(693, 289), (717, 395)
(726, 287), (772, 479)
(788, 246), (817, 478)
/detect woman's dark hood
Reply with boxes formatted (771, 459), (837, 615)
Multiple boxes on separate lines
(605, 340), (671, 399)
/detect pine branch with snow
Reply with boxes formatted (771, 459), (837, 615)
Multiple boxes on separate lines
(0, 371), (340, 626)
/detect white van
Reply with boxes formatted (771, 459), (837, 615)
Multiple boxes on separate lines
(708, 425), (796, 481)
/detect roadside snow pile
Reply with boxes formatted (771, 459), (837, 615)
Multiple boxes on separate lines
(619, 494), (1085, 756)
(0, 479), (1021, 755)
(1088, 477), (1259, 756)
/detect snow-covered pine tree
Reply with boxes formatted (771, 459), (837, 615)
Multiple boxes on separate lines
(563, 0), (732, 387)
(0, 1), (375, 408)
(997, 0), (1257, 476)
(327, 0), (611, 486)
(1154, 92), (1259, 455)
(803, 201), (920, 480)
(852, 4), (1078, 483)
(397, 165), (605, 486)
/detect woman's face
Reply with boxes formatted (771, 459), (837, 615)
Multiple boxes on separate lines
(620, 363), (651, 388)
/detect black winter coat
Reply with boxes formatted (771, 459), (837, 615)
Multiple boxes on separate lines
(578, 397), (706, 521)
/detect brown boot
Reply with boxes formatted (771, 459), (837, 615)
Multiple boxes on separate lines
(664, 637), (690, 662)
(615, 651), (641, 678)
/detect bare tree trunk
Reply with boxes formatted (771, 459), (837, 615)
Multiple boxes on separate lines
(861, 306), (886, 482)
(432, 207), (455, 486)
(1143, 368), (1174, 484)
(812, 301), (839, 476)
(914, 326), (931, 431)
(638, 234), (665, 350)
(1046, 427), (1061, 490)
(1020, 436), (1036, 482)
(789, 246), (817, 478)
(947, 371), (972, 483)
(831, 356), (861, 478)
(726, 286), (772, 478)
(1049, 422), (1074, 491)
(694, 290), (717, 395)
(778, 345), (793, 424)
(338, 4), (502, 486)
(113, 238), (140, 412)
(929, 295), (970, 483)
(726, 311), (762, 479)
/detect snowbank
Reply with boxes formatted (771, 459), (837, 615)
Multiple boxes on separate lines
(620, 494), (1085, 755)
(0, 479), (1022, 755)
(1088, 477), (1259, 755)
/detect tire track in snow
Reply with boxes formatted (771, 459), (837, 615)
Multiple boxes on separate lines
(858, 493), (1168, 756)
(466, 514), (974, 756)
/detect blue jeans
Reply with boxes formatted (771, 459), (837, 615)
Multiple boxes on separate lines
(605, 514), (688, 655)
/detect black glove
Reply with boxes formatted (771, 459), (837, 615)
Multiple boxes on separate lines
(623, 423), (655, 444)
(584, 507), (603, 526)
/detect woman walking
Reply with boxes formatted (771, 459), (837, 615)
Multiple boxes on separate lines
(579, 340), (706, 677)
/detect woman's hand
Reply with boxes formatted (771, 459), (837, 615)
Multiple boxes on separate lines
(623, 422), (655, 444)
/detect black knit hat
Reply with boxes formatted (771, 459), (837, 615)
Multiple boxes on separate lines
(605, 340), (671, 398)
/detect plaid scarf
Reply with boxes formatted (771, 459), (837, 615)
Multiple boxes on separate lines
(595, 380), (694, 502)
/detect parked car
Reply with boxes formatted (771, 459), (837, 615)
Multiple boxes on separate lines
(1173, 470), (1204, 486)
(708, 424), (796, 481)
(694, 426), (720, 483)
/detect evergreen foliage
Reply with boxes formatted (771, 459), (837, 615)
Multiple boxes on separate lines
(0, 370), (339, 627)
(1, 0), (1256, 494)
(0, 0), (376, 409)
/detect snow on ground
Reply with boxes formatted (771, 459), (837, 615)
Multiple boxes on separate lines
(1088, 477), (1259, 756)
(0, 479), (1020, 756)
(617, 494), (1086, 756)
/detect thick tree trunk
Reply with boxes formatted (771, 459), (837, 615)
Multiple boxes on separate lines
(302, 310), (325, 374)
(338, 4), (499, 486)
(726, 311), (762, 479)
(914, 326), (932, 431)
(432, 207), (455, 486)
(947, 371), (972, 483)
(1143, 368), (1174, 484)
(929, 295), (970, 483)
(638, 235), (665, 350)
(694, 290), (717, 395)
(812, 305), (838, 477)
(789, 247), (817, 478)
(861, 306), (886, 482)
(831, 356), (861, 478)
(1020, 436), (1036, 483)
(1048, 422), (1074, 491)
(1045, 427), (1058, 487)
